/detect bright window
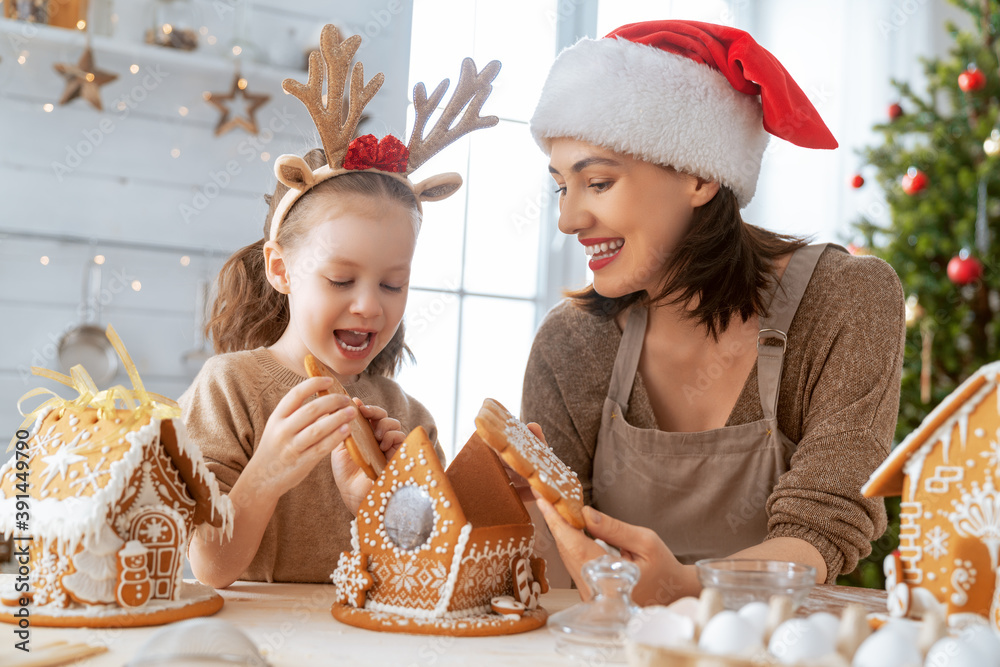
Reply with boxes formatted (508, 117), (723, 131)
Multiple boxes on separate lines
(400, 0), (557, 456)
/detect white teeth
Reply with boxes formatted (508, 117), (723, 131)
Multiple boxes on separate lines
(337, 332), (371, 352)
(585, 240), (623, 258)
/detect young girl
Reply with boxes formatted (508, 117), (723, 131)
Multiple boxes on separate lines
(179, 26), (499, 587)
(180, 152), (436, 588)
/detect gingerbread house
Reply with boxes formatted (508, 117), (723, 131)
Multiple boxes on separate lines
(331, 426), (548, 635)
(0, 327), (233, 626)
(863, 361), (1000, 628)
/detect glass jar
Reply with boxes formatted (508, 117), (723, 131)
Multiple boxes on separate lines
(547, 553), (641, 663)
(145, 0), (198, 50)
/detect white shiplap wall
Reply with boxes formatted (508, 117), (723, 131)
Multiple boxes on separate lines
(0, 0), (414, 458)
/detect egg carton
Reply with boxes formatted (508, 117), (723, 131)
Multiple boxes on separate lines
(626, 587), (997, 667)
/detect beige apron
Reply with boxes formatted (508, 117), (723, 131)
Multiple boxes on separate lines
(591, 244), (828, 564)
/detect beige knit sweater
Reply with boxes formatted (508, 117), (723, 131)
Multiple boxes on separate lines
(521, 248), (905, 582)
(179, 348), (438, 583)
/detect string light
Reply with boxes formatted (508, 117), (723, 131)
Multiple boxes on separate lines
(43, 104), (54, 112)
(180, 255), (191, 267)
(170, 148), (181, 158)
(232, 46), (243, 56)
(17, 52), (28, 65)
(260, 152), (270, 161)
(40, 256), (50, 266)
(178, 106), (189, 116)
(76, 19), (86, 30)
(94, 255), (106, 265)
(207, 35), (217, 45)
(130, 64), (140, 74)
(131, 280), (142, 292)
(237, 77), (248, 90)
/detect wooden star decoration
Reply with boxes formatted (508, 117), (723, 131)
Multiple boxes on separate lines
(204, 73), (271, 136)
(53, 46), (118, 111)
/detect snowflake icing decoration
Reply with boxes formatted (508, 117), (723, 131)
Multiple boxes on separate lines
(331, 551), (373, 608)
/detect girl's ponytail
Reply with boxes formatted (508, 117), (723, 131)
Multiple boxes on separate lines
(208, 237), (289, 354)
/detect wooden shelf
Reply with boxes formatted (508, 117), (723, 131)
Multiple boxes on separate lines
(0, 17), (307, 81)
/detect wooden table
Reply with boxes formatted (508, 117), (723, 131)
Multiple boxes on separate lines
(8, 582), (887, 667)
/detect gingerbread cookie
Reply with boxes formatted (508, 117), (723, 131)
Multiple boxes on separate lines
(491, 596), (525, 617)
(475, 399), (585, 529)
(304, 354), (385, 480)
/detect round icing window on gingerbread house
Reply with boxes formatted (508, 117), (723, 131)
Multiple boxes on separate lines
(384, 485), (436, 550)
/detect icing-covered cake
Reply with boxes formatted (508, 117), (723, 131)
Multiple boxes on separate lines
(330, 425), (549, 636)
(863, 361), (1000, 630)
(0, 326), (233, 627)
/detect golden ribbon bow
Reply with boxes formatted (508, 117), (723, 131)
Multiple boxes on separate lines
(9, 324), (181, 454)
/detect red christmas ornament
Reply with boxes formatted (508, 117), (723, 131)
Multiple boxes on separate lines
(901, 167), (928, 195)
(342, 134), (409, 173)
(947, 252), (983, 285)
(888, 102), (904, 120)
(958, 66), (986, 92)
(850, 174), (865, 188)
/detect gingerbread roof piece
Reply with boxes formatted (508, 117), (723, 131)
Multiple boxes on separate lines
(445, 433), (530, 529)
(863, 361), (1000, 498)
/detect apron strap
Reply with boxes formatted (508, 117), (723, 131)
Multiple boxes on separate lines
(757, 243), (829, 420)
(608, 305), (648, 409)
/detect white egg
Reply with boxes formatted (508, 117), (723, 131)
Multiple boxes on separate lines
(955, 623), (1000, 667)
(665, 596), (700, 621)
(698, 610), (762, 656)
(768, 617), (835, 665)
(626, 606), (695, 649)
(737, 601), (770, 638)
(809, 612), (841, 644)
(852, 627), (922, 667)
(925, 636), (987, 667)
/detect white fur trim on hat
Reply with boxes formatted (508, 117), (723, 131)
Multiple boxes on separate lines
(530, 37), (769, 207)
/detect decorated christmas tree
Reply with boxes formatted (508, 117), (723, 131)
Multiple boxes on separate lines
(847, 0), (999, 588)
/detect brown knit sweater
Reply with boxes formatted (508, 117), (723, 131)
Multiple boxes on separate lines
(179, 348), (439, 583)
(521, 247), (905, 582)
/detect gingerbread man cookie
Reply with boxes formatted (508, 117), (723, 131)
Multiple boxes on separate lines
(474, 398), (585, 529)
(304, 354), (385, 480)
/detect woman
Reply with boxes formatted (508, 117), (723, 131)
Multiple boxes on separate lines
(521, 20), (905, 604)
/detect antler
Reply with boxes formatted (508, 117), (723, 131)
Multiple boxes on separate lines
(407, 58), (501, 173)
(282, 25), (384, 169)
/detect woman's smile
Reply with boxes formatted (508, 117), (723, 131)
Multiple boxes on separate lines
(581, 237), (625, 271)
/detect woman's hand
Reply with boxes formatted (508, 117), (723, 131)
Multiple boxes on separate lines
(535, 498), (701, 606)
(330, 399), (406, 513)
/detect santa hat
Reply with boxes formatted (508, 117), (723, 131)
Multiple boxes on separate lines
(529, 20), (837, 207)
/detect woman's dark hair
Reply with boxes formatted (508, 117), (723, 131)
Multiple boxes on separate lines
(208, 148), (419, 377)
(567, 183), (808, 339)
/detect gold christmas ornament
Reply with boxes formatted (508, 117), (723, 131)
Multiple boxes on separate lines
(53, 45), (118, 111)
(204, 73), (270, 136)
(985, 129), (1000, 157)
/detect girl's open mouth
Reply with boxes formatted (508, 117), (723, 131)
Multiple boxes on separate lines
(334, 330), (375, 358)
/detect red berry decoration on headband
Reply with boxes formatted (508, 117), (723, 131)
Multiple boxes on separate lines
(888, 102), (904, 120)
(343, 134), (409, 173)
(958, 65), (986, 92)
(947, 251), (983, 285)
(901, 167), (928, 195)
(850, 174), (865, 188)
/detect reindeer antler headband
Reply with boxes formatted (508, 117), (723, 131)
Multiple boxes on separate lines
(269, 25), (501, 242)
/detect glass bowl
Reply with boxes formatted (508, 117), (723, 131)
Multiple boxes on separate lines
(695, 558), (816, 611)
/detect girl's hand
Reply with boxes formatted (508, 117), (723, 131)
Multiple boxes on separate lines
(354, 398), (406, 457)
(330, 400), (404, 513)
(244, 376), (356, 504)
(535, 498), (701, 606)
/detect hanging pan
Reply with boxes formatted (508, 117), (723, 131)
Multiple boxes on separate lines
(58, 260), (119, 385)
